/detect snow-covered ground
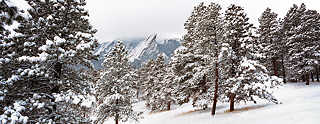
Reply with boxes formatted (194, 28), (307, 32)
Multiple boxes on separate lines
(105, 83), (320, 124)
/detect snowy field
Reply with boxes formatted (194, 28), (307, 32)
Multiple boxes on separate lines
(104, 83), (320, 124)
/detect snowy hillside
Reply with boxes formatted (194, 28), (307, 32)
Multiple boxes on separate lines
(103, 83), (320, 124)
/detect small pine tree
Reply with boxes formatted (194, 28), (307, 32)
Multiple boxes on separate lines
(95, 41), (141, 124)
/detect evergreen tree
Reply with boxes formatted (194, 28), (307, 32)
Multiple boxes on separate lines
(257, 8), (281, 76)
(140, 58), (159, 111)
(171, 2), (224, 114)
(281, 3), (320, 85)
(139, 58), (155, 104)
(95, 41), (141, 124)
(160, 62), (176, 111)
(223, 4), (282, 111)
(141, 54), (175, 111)
(278, 4), (301, 83)
(1, 0), (98, 123)
(0, 1), (30, 123)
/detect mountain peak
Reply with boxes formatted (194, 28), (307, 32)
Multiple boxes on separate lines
(128, 34), (158, 62)
(93, 35), (181, 69)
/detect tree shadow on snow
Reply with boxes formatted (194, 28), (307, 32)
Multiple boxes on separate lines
(176, 104), (270, 117)
(175, 105), (226, 117)
(224, 104), (269, 113)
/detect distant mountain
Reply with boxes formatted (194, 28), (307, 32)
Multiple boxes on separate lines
(93, 35), (181, 69)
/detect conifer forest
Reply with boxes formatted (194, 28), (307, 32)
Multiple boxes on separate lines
(1, 0), (320, 124)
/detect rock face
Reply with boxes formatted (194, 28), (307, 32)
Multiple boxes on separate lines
(93, 34), (181, 69)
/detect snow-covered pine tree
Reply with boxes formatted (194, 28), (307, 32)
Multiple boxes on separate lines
(257, 8), (281, 77)
(95, 41), (141, 124)
(141, 54), (174, 111)
(140, 58), (159, 111)
(0, 0), (27, 84)
(1, 0), (98, 123)
(138, 59), (155, 101)
(223, 4), (282, 111)
(293, 5), (320, 85)
(216, 43), (233, 103)
(0, 1), (31, 123)
(280, 4), (302, 83)
(0, 0), (20, 83)
(135, 57), (160, 100)
(281, 3), (320, 85)
(160, 62), (177, 111)
(170, 2), (224, 114)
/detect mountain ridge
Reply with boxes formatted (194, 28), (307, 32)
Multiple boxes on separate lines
(93, 35), (181, 69)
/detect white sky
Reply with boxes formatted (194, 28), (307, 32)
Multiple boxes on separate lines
(86, 0), (320, 42)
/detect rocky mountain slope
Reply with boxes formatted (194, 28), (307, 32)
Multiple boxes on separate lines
(93, 35), (181, 69)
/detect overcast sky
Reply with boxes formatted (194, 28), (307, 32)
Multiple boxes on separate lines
(86, 0), (320, 42)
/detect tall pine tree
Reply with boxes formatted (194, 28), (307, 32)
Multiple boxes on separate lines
(171, 3), (225, 115)
(281, 3), (320, 85)
(257, 8), (281, 77)
(223, 4), (282, 111)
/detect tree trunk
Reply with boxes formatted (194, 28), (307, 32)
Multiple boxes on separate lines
(167, 101), (171, 111)
(54, 62), (62, 79)
(272, 59), (278, 76)
(311, 73), (314, 82)
(229, 93), (236, 112)
(281, 58), (287, 83)
(115, 117), (119, 124)
(136, 89), (139, 99)
(115, 99), (119, 124)
(302, 75), (306, 82)
(316, 65), (320, 82)
(211, 62), (219, 116)
(306, 73), (310, 85)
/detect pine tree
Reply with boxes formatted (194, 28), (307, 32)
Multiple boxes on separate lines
(1, 0), (98, 123)
(141, 54), (175, 111)
(171, 2), (224, 114)
(281, 3), (320, 85)
(160, 62), (176, 111)
(0, 1), (30, 123)
(257, 8), (281, 76)
(278, 4), (300, 83)
(139, 59), (155, 105)
(223, 4), (282, 111)
(140, 58), (159, 111)
(95, 41), (141, 124)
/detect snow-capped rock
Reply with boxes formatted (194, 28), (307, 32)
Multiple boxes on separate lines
(93, 34), (181, 69)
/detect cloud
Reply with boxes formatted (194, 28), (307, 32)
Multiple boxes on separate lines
(86, 0), (320, 42)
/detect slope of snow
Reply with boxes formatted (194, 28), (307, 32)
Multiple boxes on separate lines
(104, 83), (320, 124)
